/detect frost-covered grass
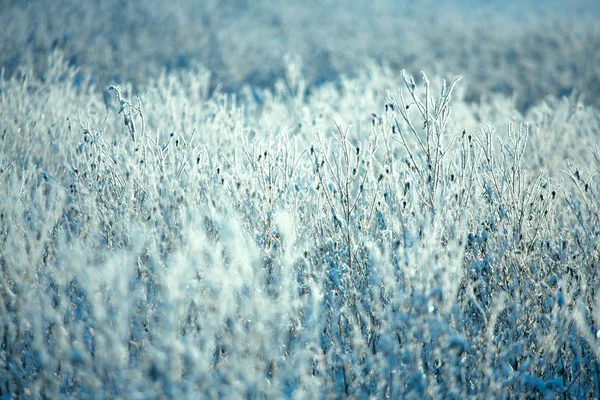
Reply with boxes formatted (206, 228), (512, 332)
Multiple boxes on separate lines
(1, 1), (600, 399)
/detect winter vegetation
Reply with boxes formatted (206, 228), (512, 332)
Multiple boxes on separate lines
(1, 0), (600, 398)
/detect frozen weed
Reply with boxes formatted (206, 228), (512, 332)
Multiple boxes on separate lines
(1, 34), (599, 399)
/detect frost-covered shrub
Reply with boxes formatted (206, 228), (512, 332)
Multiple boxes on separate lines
(1, 4), (600, 397)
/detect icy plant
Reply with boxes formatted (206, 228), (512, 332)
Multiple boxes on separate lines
(1, 41), (600, 400)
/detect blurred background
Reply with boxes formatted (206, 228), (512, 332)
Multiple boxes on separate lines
(1, 0), (599, 112)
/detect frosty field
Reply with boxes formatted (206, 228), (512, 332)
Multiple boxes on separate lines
(1, 0), (600, 398)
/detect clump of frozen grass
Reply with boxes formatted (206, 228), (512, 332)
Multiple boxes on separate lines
(1, 55), (599, 398)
